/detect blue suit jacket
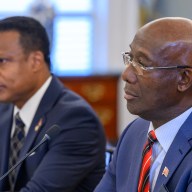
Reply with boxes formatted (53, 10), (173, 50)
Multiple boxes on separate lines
(0, 76), (106, 192)
(94, 116), (192, 192)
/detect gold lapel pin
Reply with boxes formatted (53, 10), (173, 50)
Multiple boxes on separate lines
(34, 118), (43, 132)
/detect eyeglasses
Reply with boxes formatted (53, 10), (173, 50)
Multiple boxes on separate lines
(122, 52), (192, 76)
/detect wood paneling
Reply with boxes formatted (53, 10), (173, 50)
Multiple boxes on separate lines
(59, 74), (119, 144)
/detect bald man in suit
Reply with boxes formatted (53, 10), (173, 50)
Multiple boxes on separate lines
(95, 17), (192, 192)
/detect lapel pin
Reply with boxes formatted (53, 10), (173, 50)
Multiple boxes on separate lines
(162, 166), (169, 177)
(34, 118), (43, 132)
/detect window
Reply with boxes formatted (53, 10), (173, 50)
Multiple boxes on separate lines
(0, 0), (96, 76)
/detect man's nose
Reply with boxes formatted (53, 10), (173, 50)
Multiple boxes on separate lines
(121, 65), (138, 84)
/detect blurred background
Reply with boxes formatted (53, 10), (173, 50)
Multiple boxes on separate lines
(1, 0), (192, 144)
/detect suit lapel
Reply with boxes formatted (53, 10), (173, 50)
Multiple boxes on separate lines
(18, 116), (46, 159)
(130, 128), (148, 191)
(154, 114), (192, 191)
(133, 121), (150, 190)
(16, 77), (63, 174)
(123, 118), (150, 191)
(0, 105), (14, 189)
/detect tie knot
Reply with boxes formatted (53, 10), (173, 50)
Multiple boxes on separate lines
(148, 130), (157, 144)
(15, 112), (25, 128)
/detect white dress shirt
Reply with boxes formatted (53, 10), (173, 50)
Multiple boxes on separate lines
(149, 107), (192, 191)
(11, 76), (52, 137)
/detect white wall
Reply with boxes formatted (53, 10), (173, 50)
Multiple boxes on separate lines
(106, 0), (140, 135)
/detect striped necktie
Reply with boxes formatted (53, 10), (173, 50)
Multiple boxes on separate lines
(138, 130), (157, 192)
(9, 112), (25, 191)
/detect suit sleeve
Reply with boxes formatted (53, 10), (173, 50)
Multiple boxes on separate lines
(94, 119), (138, 192)
(94, 151), (117, 192)
(94, 125), (130, 192)
(19, 104), (105, 192)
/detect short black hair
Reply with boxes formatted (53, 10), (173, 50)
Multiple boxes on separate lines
(0, 16), (51, 68)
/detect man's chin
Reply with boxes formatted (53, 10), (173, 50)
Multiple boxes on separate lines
(127, 102), (139, 114)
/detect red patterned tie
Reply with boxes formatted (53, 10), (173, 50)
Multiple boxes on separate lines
(138, 130), (157, 192)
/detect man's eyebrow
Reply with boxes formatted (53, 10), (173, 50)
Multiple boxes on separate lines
(129, 43), (155, 61)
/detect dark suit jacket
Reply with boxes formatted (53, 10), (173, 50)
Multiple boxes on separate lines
(94, 115), (192, 192)
(0, 76), (106, 192)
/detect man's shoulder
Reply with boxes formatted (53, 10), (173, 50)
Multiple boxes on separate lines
(0, 103), (13, 113)
(48, 78), (102, 123)
(124, 118), (150, 134)
(117, 118), (150, 146)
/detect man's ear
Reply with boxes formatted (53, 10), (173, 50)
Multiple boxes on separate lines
(177, 69), (192, 92)
(30, 51), (44, 72)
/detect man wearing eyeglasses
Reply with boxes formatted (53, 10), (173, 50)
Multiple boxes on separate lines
(94, 17), (192, 192)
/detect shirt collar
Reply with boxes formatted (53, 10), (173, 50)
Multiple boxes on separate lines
(149, 107), (192, 153)
(14, 76), (52, 131)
